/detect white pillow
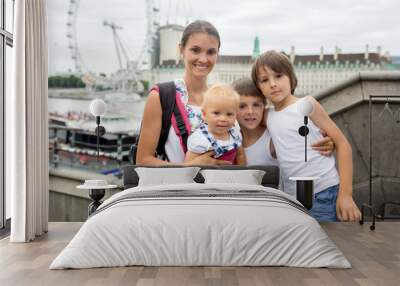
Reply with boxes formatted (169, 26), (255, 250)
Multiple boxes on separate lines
(200, 169), (266, 185)
(135, 167), (200, 186)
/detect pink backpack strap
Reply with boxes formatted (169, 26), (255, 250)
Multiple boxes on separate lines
(151, 84), (191, 153)
(150, 85), (160, 93)
(171, 92), (191, 153)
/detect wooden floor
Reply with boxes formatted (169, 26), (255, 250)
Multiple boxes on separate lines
(0, 222), (399, 286)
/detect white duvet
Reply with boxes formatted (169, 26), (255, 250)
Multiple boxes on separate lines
(50, 183), (351, 269)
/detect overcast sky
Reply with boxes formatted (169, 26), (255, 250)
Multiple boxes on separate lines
(48, 0), (400, 75)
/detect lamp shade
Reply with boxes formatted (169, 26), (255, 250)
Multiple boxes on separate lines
(297, 98), (314, 116)
(89, 99), (107, 117)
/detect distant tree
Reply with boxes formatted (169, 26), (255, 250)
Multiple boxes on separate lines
(48, 74), (86, 88)
(140, 80), (149, 91)
(55, 76), (66, 87)
(48, 76), (55, 87)
(77, 79), (85, 88)
(94, 85), (112, 92)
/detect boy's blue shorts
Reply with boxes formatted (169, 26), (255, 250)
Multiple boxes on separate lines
(310, 184), (339, 222)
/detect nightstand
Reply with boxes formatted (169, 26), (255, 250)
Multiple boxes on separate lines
(77, 180), (117, 216)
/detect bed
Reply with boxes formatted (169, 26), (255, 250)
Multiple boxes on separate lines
(50, 165), (350, 269)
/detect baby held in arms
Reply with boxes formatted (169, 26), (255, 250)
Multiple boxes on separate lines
(185, 84), (246, 165)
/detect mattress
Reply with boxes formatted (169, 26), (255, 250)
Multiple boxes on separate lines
(50, 183), (350, 269)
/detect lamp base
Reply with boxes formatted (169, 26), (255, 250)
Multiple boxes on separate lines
(296, 180), (314, 210)
(88, 189), (105, 216)
(290, 177), (317, 210)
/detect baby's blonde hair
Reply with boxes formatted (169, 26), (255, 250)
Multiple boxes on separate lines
(202, 83), (240, 109)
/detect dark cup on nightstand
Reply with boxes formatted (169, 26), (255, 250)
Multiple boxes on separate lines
(290, 177), (317, 210)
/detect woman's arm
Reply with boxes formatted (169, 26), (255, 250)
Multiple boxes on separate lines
(185, 150), (202, 162)
(235, 146), (247, 165)
(136, 90), (173, 166)
(308, 96), (361, 222)
(311, 130), (335, 156)
(184, 150), (232, 165)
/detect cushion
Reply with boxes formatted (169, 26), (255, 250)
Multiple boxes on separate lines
(200, 169), (266, 185)
(122, 165), (280, 189)
(135, 167), (200, 186)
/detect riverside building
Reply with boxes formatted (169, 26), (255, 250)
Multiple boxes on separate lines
(144, 24), (397, 96)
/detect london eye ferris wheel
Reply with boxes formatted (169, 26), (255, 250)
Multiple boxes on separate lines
(66, 0), (160, 93)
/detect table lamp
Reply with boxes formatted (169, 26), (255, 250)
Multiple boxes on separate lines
(292, 98), (316, 210)
(297, 98), (314, 162)
(89, 99), (107, 162)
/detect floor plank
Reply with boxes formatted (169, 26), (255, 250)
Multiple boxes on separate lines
(0, 222), (399, 286)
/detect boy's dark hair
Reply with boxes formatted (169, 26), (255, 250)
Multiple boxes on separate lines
(232, 77), (266, 105)
(251, 50), (298, 94)
(180, 20), (221, 49)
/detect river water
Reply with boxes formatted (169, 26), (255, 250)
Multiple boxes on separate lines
(48, 96), (146, 134)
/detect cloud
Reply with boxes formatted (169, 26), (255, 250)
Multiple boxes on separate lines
(48, 0), (400, 75)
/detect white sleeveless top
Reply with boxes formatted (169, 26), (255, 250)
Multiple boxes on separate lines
(164, 79), (203, 163)
(244, 129), (278, 166)
(266, 101), (339, 196)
